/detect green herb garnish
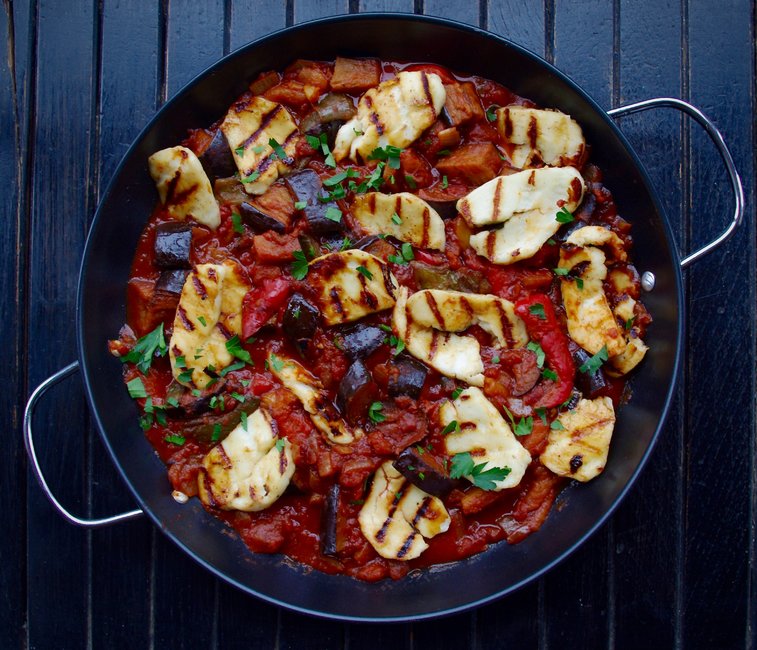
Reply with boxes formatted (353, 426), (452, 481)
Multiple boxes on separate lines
(368, 402), (386, 424)
(449, 452), (511, 491)
(121, 324), (167, 374)
(579, 346), (608, 375)
(291, 250), (309, 280)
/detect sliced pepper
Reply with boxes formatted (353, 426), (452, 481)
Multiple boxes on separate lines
(241, 278), (291, 339)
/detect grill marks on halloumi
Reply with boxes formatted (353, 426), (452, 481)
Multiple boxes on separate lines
(540, 397), (615, 482)
(439, 387), (531, 490)
(198, 408), (295, 511)
(352, 192), (445, 250)
(169, 261), (250, 389)
(460, 167), (585, 265)
(221, 96), (298, 195)
(496, 106), (586, 169)
(148, 146), (220, 229)
(559, 226), (647, 372)
(267, 353), (361, 445)
(358, 461), (450, 560)
(334, 71), (446, 163)
(392, 287), (527, 386)
(307, 250), (397, 326)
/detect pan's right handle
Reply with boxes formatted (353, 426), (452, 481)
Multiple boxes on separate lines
(608, 97), (745, 268)
(24, 361), (144, 528)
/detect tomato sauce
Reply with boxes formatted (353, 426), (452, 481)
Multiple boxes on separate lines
(116, 58), (650, 582)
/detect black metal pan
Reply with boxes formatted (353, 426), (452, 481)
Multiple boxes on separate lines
(23, 14), (743, 622)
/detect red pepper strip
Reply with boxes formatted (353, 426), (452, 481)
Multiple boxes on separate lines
(514, 293), (575, 408)
(241, 278), (291, 339)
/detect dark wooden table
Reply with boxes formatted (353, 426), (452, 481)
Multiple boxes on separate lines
(4, 1), (754, 648)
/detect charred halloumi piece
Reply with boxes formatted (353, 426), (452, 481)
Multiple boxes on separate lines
(267, 353), (361, 445)
(307, 250), (397, 326)
(496, 106), (586, 169)
(220, 96), (298, 195)
(559, 226), (628, 358)
(540, 397), (615, 482)
(169, 261), (250, 389)
(148, 146), (220, 229)
(358, 461), (450, 561)
(334, 71), (446, 163)
(463, 167), (585, 265)
(606, 295), (649, 376)
(198, 409), (295, 511)
(392, 288), (526, 386)
(439, 387), (531, 490)
(352, 192), (445, 250)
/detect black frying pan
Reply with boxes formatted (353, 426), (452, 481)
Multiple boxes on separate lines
(24, 14), (743, 622)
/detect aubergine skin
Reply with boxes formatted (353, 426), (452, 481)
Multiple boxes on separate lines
(199, 129), (237, 182)
(387, 355), (428, 398)
(338, 325), (385, 359)
(282, 294), (320, 351)
(337, 360), (377, 426)
(321, 483), (340, 557)
(285, 169), (323, 206)
(572, 348), (609, 397)
(155, 269), (189, 295)
(154, 222), (192, 269)
(393, 448), (459, 497)
(238, 202), (286, 233)
(303, 202), (345, 235)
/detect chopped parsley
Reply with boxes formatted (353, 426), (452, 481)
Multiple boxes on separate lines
(492, 354), (500, 364)
(553, 267), (569, 276)
(275, 438), (286, 452)
(231, 212), (244, 234)
(294, 200), (307, 210)
(323, 168), (359, 187)
(241, 411), (248, 431)
(528, 303), (547, 320)
(268, 137), (289, 161)
(378, 324), (393, 333)
(292, 307), (301, 319)
(177, 369), (193, 383)
(527, 341), (545, 368)
(291, 250), (309, 280)
(252, 145), (265, 154)
(211, 424), (222, 442)
(356, 265), (373, 280)
(451, 387), (464, 400)
(442, 175), (448, 189)
(387, 242), (414, 266)
(197, 316), (207, 327)
(121, 323), (167, 374)
(625, 316), (636, 331)
(436, 149), (451, 157)
(368, 145), (402, 169)
(164, 434), (185, 446)
(440, 420), (459, 436)
(240, 171), (260, 184)
(269, 354), (285, 372)
(324, 206), (342, 223)
(485, 105), (498, 122)
(514, 416), (533, 437)
(449, 452), (511, 491)
(404, 174), (417, 189)
(387, 334), (405, 355)
(219, 361), (246, 377)
(391, 212), (402, 225)
(127, 377), (147, 399)
(368, 401), (386, 424)
(555, 206), (575, 224)
(230, 392), (246, 403)
(579, 345), (608, 375)
(234, 145), (245, 156)
(174, 355), (186, 368)
(225, 336), (252, 364)
(542, 368), (558, 381)
(550, 420), (565, 431)
(575, 277), (584, 290)
(535, 407), (548, 425)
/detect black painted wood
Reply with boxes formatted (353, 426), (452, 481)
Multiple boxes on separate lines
(7, 1), (755, 648)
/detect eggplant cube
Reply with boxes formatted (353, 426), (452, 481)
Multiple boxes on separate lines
(387, 355), (428, 398)
(199, 129), (238, 182)
(154, 222), (192, 269)
(338, 325), (385, 359)
(239, 201), (286, 233)
(282, 293), (320, 351)
(337, 360), (377, 426)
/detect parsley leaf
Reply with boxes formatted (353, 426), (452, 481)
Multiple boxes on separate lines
(449, 452), (511, 491)
(234, 145), (245, 156)
(240, 171), (260, 184)
(356, 265), (373, 280)
(241, 411), (248, 431)
(442, 175), (448, 189)
(555, 206), (575, 224)
(324, 206), (342, 223)
(220, 361), (246, 377)
(579, 345), (608, 375)
(368, 401), (385, 424)
(514, 416), (533, 437)
(231, 212), (244, 234)
(164, 434), (185, 446)
(404, 174), (417, 189)
(177, 369), (194, 383)
(485, 105), (498, 122)
(291, 250), (309, 280)
(550, 420), (565, 430)
(127, 377), (147, 399)
(225, 336), (252, 365)
(268, 137), (289, 161)
(387, 334), (405, 355)
(528, 303), (547, 320)
(197, 316), (207, 327)
(391, 212), (402, 225)
(625, 316), (636, 331)
(211, 423), (222, 442)
(121, 324), (167, 374)
(553, 267), (569, 276)
(294, 200), (307, 210)
(451, 387), (463, 400)
(542, 368), (558, 381)
(527, 341), (545, 368)
(387, 242), (414, 266)
(252, 145), (265, 154)
(368, 145), (402, 169)
(535, 407), (548, 425)
(269, 354), (285, 372)
(440, 420), (459, 435)
(275, 438), (286, 452)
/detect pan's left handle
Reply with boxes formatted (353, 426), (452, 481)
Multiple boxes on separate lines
(24, 361), (144, 528)
(608, 97), (745, 269)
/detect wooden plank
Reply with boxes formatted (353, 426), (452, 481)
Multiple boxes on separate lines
(486, 0), (545, 55)
(294, 0), (350, 23)
(88, 2), (160, 648)
(166, 0), (225, 97)
(229, 0), (288, 51)
(682, 1), (755, 647)
(613, 1), (684, 647)
(423, 0), (479, 25)
(1, 1), (32, 646)
(359, 0), (414, 11)
(345, 622), (412, 649)
(25, 0), (96, 646)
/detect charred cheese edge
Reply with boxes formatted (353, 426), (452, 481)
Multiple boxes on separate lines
(358, 461), (450, 560)
(267, 352), (361, 445)
(148, 146), (220, 229)
(220, 96), (298, 195)
(439, 387), (531, 490)
(352, 192), (445, 250)
(496, 106), (586, 169)
(463, 167), (585, 265)
(540, 397), (615, 482)
(197, 408), (294, 511)
(307, 250), (397, 326)
(169, 261), (250, 389)
(334, 71), (446, 163)
(606, 295), (648, 376)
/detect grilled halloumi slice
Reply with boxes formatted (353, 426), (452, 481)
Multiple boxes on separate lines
(307, 250), (397, 326)
(540, 397), (615, 482)
(148, 146), (220, 229)
(605, 295), (648, 376)
(220, 96), (298, 195)
(358, 461), (450, 561)
(392, 288), (526, 386)
(267, 353), (361, 445)
(439, 387), (531, 490)
(334, 71), (446, 163)
(169, 261), (250, 389)
(462, 167), (585, 265)
(352, 192), (445, 250)
(198, 409), (295, 511)
(559, 227), (627, 358)
(496, 106), (586, 169)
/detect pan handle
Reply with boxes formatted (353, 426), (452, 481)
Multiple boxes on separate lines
(608, 97), (745, 268)
(23, 361), (144, 528)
